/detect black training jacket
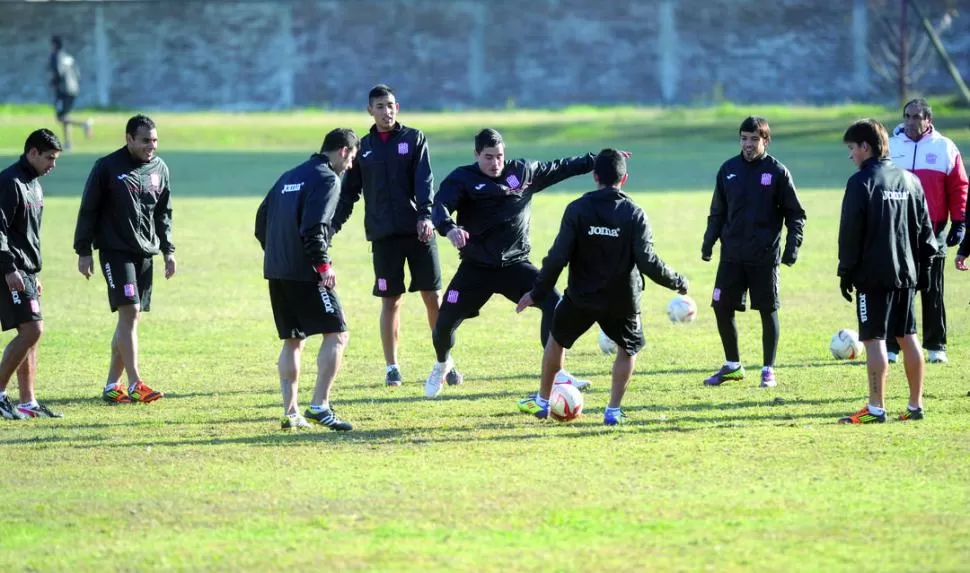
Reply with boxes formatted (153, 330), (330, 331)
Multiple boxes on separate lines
(332, 123), (433, 241)
(531, 187), (687, 315)
(0, 156), (44, 275)
(255, 154), (341, 282)
(702, 153), (806, 265)
(838, 157), (938, 291)
(74, 147), (174, 257)
(432, 154), (594, 267)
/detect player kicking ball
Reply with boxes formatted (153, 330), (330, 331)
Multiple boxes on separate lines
(515, 149), (689, 425)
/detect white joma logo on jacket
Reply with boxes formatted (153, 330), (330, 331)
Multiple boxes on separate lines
(588, 226), (620, 237)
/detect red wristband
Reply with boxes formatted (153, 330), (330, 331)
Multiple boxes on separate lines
(314, 262), (331, 273)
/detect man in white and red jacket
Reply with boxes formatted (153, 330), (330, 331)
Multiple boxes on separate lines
(888, 98), (969, 364)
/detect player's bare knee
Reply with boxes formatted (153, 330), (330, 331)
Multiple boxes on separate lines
(332, 331), (350, 347)
(19, 321), (44, 344)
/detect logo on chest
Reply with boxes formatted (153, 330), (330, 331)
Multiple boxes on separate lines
(760, 173), (773, 186)
(925, 153), (938, 165)
(397, 142), (409, 155)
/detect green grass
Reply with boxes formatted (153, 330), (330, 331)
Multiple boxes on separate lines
(0, 109), (969, 571)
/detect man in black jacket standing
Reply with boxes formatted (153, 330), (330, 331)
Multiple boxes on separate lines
(332, 85), (458, 388)
(256, 128), (358, 431)
(701, 117), (806, 388)
(0, 129), (63, 420)
(515, 149), (688, 425)
(837, 119), (937, 424)
(74, 115), (176, 405)
(425, 128), (605, 398)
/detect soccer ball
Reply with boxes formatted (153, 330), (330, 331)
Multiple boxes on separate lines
(830, 329), (864, 360)
(549, 382), (584, 422)
(667, 294), (697, 324)
(597, 329), (617, 355)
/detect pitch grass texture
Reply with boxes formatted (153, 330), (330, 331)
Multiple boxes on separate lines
(0, 110), (969, 571)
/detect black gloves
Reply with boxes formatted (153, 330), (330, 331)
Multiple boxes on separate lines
(840, 276), (854, 302)
(677, 277), (689, 296)
(946, 221), (966, 247)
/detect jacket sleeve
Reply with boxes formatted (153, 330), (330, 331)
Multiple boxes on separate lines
(837, 178), (866, 278)
(413, 132), (434, 220)
(531, 204), (577, 304)
(0, 178), (20, 274)
(527, 153), (595, 193)
(701, 166), (726, 258)
(915, 188), (940, 268)
(331, 160), (362, 235)
(300, 178), (336, 265)
(778, 166), (807, 259)
(73, 159), (105, 256)
(254, 192), (269, 251)
(154, 167), (175, 255)
(432, 175), (462, 236)
(634, 209), (686, 291)
(946, 147), (969, 222)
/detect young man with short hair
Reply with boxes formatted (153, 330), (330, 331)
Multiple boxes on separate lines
(74, 115), (176, 405)
(837, 118), (937, 424)
(0, 129), (63, 420)
(425, 128), (607, 398)
(701, 116), (806, 388)
(49, 35), (92, 150)
(515, 149), (689, 425)
(255, 128), (359, 431)
(332, 85), (459, 388)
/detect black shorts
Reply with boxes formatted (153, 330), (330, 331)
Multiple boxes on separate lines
(372, 234), (442, 297)
(551, 294), (644, 356)
(439, 260), (539, 320)
(711, 262), (779, 312)
(0, 273), (42, 331)
(857, 288), (916, 341)
(268, 279), (347, 339)
(99, 250), (153, 312)
(55, 94), (75, 119)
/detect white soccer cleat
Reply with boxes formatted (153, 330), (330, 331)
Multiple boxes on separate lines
(424, 358), (454, 398)
(886, 352), (899, 364)
(554, 370), (592, 392)
(927, 350), (948, 364)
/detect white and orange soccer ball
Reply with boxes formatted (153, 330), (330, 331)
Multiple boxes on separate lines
(667, 294), (697, 324)
(830, 329), (864, 360)
(549, 382), (584, 422)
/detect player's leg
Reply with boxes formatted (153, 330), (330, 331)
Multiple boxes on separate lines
(380, 295), (403, 379)
(0, 299), (43, 420)
(304, 285), (352, 430)
(601, 313), (644, 426)
(894, 289), (925, 421)
(922, 255), (947, 362)
(373, 237), (407, 384)
(408, 235), (462, 386)
(706, 261), (745, 385)
(55, 96), (72, 150)
(278, 338), (304, 417)
(751, 265), (781, 387)
(268, 280), (311, 430)
(839, 290), (890, 424)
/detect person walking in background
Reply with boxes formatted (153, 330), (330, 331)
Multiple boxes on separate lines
(49, 36), (92, 151)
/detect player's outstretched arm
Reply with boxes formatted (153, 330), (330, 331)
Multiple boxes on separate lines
(431, 176), (462, 238)
(528, 153), (596, 193)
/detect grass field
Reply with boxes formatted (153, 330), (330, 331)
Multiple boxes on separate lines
(0, 107), (969, 572)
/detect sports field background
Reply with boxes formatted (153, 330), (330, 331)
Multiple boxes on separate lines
(0, 105), (968, 571)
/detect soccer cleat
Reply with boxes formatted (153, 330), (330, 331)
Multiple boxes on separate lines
(838, 406), (886, 424)
(516, 395), (548, 419)
(424, 358), (454, 398)
(281, 414), (312, 430)
(704, 364), (745, 386)
(759, 368), (777, 388)
(0, 395), (27, 420)
(446, 367), (463, 386)
(16, 402), (63, 419)
(886, 352), (899, 364)
(385, 366), (403, 387)
(603, 409), (627, 426)
(304, 407), (353, 431)
(129, 381), (163, 403)
(927, 350), (948, 364)
(898, 407), (924, 421)
(102, 383), (132, 404)
(554, 370), (592, 392)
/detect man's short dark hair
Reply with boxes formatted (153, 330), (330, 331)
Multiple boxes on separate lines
(739, 116), (771, 142)
(51, 35), (63, 50)
(474, 129), (503, 153)
(368, 84), (395, 104)
(24, 128), (62, 154)
(903, 98), (932, 120)
(594, 149), (627, 187)
(126, 114), (156, 137)
(843, 118), (890, 159)
(320, 128), (358, 153)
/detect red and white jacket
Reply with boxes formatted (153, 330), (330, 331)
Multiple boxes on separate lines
(890, 124), (969, 226)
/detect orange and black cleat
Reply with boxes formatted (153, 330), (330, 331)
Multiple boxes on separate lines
(838, 406), (886, 424)
(898, 407), (924, 421)
(129, 381), (164, 403)
(102, 383), (132, 404)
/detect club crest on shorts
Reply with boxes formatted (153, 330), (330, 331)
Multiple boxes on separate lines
(446, 289), (459, 304)
(123, 283), (136, 298)
(397, 142), (409, 155)
(712, 287), (721, 301)
(760, 173), (773, 186)
(377, 278), (387, 292)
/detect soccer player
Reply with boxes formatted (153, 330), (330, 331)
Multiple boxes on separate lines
(837, 118), (937, 424)
(701, 116), (806, 388)
(255, 128), (358, 431)
(515, 149), (689, 425)
(425, 128), (610, 398)
(73, 115), (175, 405)
(49, 36), (92, 151)
(885, 98), (969, 364)
(332, 85), (459, 388)
(0, 129), (63, 420)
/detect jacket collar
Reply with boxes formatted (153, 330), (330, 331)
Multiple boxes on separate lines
(17, 155), (39, 180)
(369, 122), (403, 137)
(892, 123), (935, 143)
